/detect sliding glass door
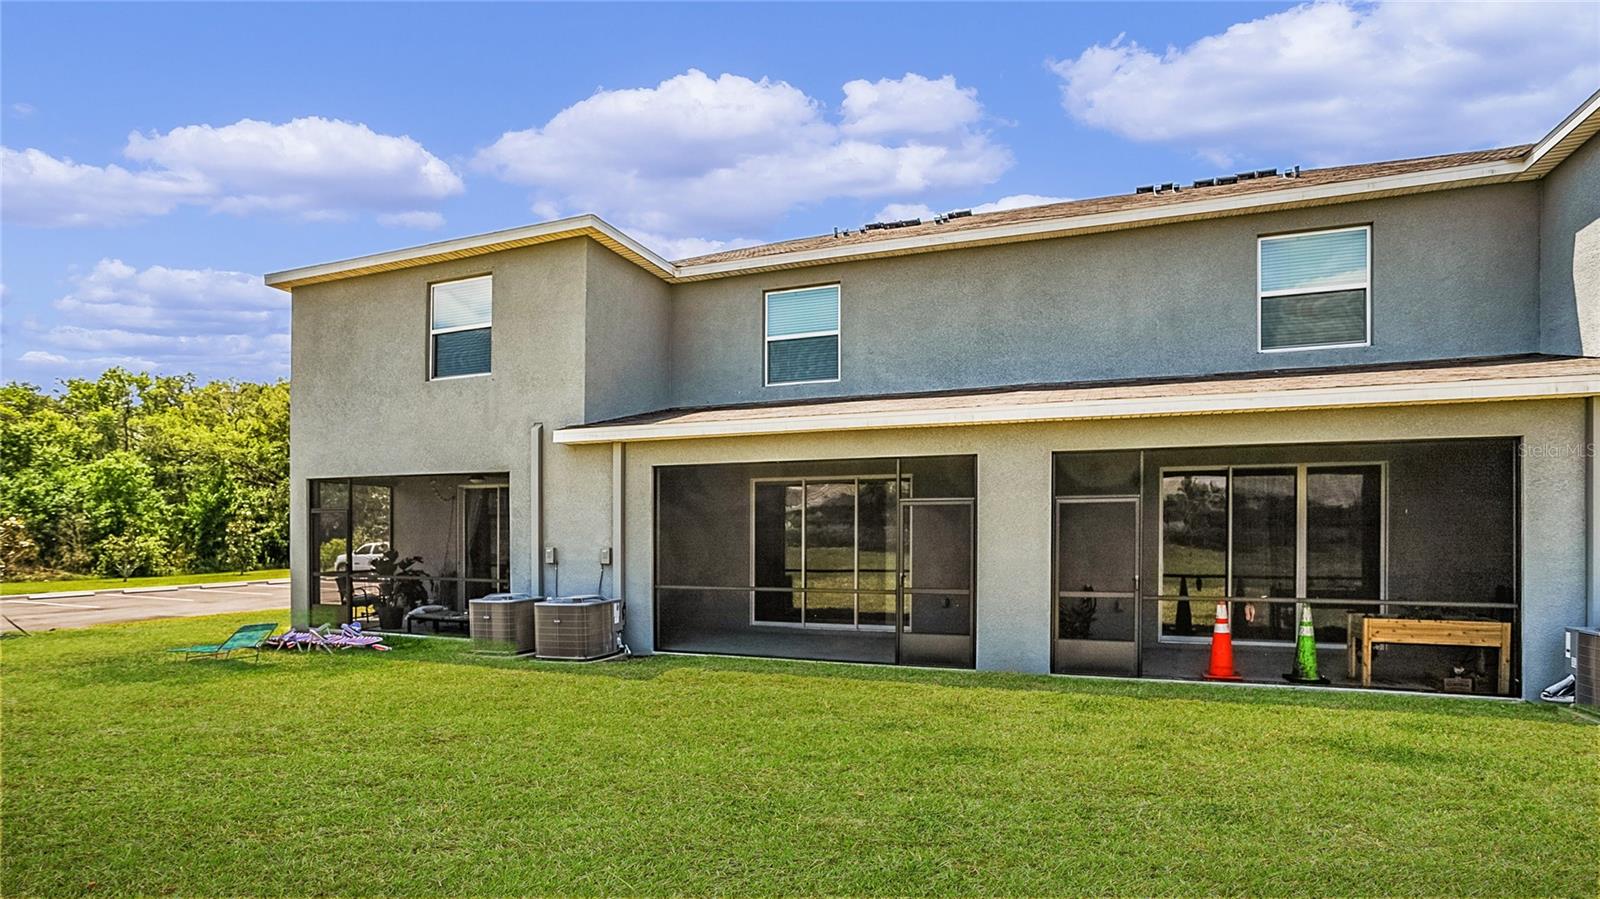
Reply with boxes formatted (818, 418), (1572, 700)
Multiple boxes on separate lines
(1159, 463), (1384, 644)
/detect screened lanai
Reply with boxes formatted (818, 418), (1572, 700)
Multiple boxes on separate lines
(654, 455), (976, 668)
(1052, 438), (1520, 695)
(308, 473), (511, 634)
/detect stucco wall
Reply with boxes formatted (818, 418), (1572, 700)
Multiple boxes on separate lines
(668, 184), (1543, 408)
(583, 240), (673, 422)
(288, 239), (619, 620)
(1539, 134), (1600, 357)
(621, 399), (1591, 700)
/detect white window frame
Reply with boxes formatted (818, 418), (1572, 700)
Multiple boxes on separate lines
(1256, 225), (1372, 354)
(428, 274), (493, 381)
(763, 284), (841, 387)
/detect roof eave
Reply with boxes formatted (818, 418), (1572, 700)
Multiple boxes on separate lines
(263, 214), (677, 291)
(552, 373), (1600, 445)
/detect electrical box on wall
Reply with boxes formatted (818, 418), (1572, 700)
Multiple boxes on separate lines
(599, 547), (613, 566)
(544, 545), (558, 565)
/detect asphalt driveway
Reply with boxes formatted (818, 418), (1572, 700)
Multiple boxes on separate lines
(0, 581), (289, 633)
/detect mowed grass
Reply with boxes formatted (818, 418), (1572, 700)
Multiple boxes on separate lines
(2, 612), (1596, 896)
(1, 569), (289, 596)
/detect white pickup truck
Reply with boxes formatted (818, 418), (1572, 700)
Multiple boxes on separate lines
(334, 541), (389, 572)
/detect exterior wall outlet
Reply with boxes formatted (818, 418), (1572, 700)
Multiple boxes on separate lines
(599, 547), (613, 566)
(544, 545), (558, 565)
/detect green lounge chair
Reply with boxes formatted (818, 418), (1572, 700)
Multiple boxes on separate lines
(167, 622), (278, 662)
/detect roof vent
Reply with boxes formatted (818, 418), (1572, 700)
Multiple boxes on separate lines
(1134, 184), (1156, 194)
(862, 218), (922, 232)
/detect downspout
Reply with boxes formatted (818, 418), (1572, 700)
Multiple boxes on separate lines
(611, 441), (625, 601)
(1588, 397), (1599, 628)
(531, 423), (544, 597)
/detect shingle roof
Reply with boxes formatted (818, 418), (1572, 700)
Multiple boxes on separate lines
(674, 146), (1533, 266)
(554, 354), (1600, 443)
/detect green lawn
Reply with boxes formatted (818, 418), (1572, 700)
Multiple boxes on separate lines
(0, 568), (288, 596)
(2, 611), (1596, 896)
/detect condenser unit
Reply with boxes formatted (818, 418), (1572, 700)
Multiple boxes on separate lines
(469, 593), (538, 655)
(1567, 626), (1599, 710)
(534, 595), (624, 661)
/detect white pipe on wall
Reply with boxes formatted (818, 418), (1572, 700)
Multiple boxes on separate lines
(612, 441), (625, 601)
(1588, 397), (1599, 628)
(531, 423), (544, 598)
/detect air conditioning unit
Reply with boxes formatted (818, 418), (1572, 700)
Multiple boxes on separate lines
(534, 595), (624, 661)
(469, 593), (538, 655)
(1566, 627), (1599, 710)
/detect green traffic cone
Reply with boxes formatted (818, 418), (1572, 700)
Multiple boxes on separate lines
(1285, 602), (1329, 684)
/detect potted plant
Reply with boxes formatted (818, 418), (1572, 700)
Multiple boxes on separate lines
(368, 549), (431, 630)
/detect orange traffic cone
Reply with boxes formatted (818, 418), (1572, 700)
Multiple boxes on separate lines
(1203, 600), (1243, 681)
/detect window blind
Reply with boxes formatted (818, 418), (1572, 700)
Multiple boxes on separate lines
(1260, 229), (1367, 293)
(766, 285), (839, 337)
(431, 275), (492, 378)
(431, 276), (493, 330)
(768, 335), (839, 384)
(1260, 289), (1367, 350)
(766, 284), (840, 383)
(1259, 228), (1369, 351)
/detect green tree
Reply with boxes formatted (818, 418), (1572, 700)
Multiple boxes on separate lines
(0, 370), (290, 579)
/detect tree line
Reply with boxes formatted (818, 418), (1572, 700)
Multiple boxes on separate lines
(0, 369), (289, 580)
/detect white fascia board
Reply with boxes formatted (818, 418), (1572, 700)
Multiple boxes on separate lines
(1524, 88), (1600, 172)
(264, 215), (676, 289)
(671, 157), (1529, 280)
(552, 374), (1600, 445)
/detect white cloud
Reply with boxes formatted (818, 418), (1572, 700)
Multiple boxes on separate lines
(476, 69), (1011, 241)
(11, 102), (35, 118)
(1, 147), (210, 227)
(873, 193), (1072, 223)
(1050, 0), (1600, 166)
(12, 259), (289, 381)
(377, 210), (446, 229)
(4, 117), (462, 227)
(630, 230), (761, 261)
(839, 74), (982, 137)
(19, 350), (69, 365)
(873, 202), (939, 222)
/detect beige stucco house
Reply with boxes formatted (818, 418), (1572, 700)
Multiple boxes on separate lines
(267, 90), (1600, 699)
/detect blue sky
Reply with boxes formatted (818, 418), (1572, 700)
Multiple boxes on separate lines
(2, 1), (1596, 385)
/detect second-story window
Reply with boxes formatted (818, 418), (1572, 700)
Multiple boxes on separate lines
(430, 275), (492, 379)
(1258, 225), (1370, 352)
(765, 284), (840, 386)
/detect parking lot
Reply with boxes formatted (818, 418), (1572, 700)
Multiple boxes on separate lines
(0, 581), (290, 633)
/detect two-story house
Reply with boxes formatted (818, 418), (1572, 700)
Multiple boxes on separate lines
(268, 90), (1600, 700)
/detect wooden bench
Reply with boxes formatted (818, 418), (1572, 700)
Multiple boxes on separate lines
(1347, 615), (1512, 695)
